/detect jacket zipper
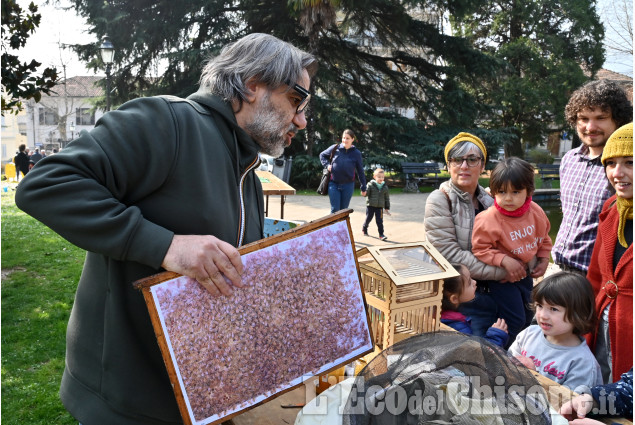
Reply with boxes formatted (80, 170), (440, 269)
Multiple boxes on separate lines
(237, 156), (260, 247)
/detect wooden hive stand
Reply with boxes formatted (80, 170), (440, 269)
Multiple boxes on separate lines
(356, 241), (459, 351)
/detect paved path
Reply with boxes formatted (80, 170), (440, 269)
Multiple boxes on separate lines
(278, 192), (560, 276)
(279, 192), (430, 248)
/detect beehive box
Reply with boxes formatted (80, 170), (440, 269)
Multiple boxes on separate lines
(356, 242), (459, 350)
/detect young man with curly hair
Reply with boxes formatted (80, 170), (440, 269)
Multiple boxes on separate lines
(553, 80), (632, 275)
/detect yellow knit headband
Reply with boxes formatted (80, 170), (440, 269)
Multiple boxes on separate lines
(444, 132), (487, 163)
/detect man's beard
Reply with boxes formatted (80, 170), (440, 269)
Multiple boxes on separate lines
(245, 92), (296, 157)
(580, 130), (610, 149)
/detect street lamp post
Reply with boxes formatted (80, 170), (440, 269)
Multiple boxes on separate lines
(99, 36), (115, 112)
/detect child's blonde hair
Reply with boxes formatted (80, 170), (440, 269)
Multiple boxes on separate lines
(531, 272), (596, 335)
(373, 168), (385, 177)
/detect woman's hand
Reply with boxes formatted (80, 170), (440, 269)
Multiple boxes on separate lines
(327, 165), (332, 172)
(361, 191), (367, 197)
(501, 256), (527, 282)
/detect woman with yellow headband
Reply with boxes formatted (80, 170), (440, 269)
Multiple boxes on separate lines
(424, 132), (509, 338)
(586, 122), (633, 385)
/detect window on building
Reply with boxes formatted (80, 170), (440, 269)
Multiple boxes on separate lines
(39, 108), (58, 126)
(76, 108), (95, 125)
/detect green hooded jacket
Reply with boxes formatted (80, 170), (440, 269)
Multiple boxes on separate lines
(365, 179), (390, 209)
(15, 92), (264, 424)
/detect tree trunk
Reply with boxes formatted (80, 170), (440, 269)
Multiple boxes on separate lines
(504, 128), (524, 158)
(305, 97), (315, 156)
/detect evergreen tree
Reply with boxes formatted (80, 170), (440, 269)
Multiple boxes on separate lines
(66, 0), (506, 179)
(451, 0), (605, 157)
(246, 0), (502, 163)
(287, 0), (340, 156)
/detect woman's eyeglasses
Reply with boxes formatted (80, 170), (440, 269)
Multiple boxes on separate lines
(448, 156), (482, 168)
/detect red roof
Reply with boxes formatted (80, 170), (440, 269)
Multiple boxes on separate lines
(596, 68), (633, 82)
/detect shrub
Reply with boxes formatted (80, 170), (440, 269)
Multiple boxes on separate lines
(527, 149), (554, 164)
(289, 155), (323, 189)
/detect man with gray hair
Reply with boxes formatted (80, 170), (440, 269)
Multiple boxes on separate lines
(16, 33), (317, 425)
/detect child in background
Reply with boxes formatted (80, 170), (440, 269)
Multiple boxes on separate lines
(362, 168), (390, 241)
(441, 264), (509, 347)
(472, 157), (552, 346)
(509, 272), (602, 392)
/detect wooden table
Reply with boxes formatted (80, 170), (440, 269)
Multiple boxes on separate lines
(230, 385), (307, 425)
(255, 170), (295, 219)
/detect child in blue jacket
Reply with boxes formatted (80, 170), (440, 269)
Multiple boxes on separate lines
(441, 264), (509, 347)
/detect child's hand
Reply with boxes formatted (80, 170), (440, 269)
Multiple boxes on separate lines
(559, 394), (596, 420)
(501, 256), (527, 282)
(384, 209), (391, 216)
(530, 257), (549, 278)
(491, 318), (508, 333)
(514, 355), (536, 370)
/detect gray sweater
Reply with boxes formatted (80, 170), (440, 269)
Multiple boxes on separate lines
(509, 325), (603, 392)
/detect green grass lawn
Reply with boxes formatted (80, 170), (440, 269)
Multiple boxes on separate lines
(1, 187), (82, 425)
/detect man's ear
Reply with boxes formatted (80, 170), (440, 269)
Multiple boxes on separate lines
(243, 78), (259, 103)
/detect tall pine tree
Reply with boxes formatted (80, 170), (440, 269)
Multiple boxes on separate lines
(451, 0), (605, 156)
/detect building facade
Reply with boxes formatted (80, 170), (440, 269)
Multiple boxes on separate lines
(23, 76), (105, 153)
(1, 109), (28, 165)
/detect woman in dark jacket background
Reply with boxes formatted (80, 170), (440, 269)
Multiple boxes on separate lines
(319, 129), (367, 214)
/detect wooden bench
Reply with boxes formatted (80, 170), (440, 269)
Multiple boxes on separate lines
(537, 164), (560, 188)
(401, 162), (447, 192)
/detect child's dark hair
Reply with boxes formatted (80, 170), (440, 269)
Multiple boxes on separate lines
(442, 264), (467, 312)
(531, 272), (596, 335)
(489, 157), (535, 196)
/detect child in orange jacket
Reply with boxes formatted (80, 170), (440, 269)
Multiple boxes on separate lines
(472, 157), (553, 346)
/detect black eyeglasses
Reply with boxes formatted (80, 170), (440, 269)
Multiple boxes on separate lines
(448, 156), (482, 168)
(286, 81), (311, 114)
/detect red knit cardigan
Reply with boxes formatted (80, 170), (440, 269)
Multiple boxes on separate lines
(586, 195), (633, 382)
